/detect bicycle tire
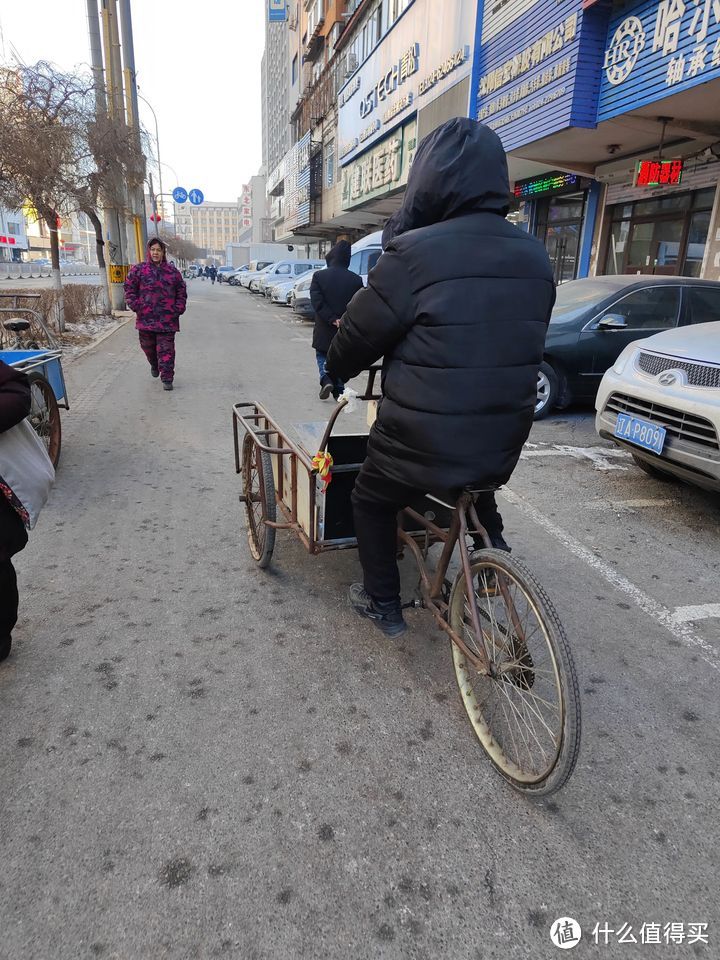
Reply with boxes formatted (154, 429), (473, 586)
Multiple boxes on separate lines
(241, 432), (276, 568)
(449, 549), (581, 797)
(28, 372), (61, 468)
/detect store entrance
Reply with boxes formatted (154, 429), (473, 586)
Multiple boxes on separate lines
(536, 192), (586, 284)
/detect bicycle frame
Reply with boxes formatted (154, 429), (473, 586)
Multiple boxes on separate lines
(397, 493), (497, 675)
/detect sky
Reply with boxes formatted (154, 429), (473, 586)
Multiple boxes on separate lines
(0, 0), (266, 203)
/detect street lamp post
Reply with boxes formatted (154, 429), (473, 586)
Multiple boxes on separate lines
(137, 91), (165, 226)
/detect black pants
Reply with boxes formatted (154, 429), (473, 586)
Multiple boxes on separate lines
(0, 559), (19, 640)
(351, 458), (505, 604)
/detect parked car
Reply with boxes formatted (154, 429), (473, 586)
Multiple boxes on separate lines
(240, 261), (276, 289)
(256, 260), (325, 297)
(596, 320), (720, 493)
(536, 276), (720, 419)
(291, 272), (315, 319)
(216, 266), (237, 283)
(347, 230), (382, 285)
(227, 265), (251, 285)
(268, 269), (315, 304)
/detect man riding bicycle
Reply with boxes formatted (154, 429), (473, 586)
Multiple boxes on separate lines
(326, 118), (555, 638)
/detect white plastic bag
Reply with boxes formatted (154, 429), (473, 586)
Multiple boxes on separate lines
(338, 386), (358, 412)
(0, 418), (55, 529)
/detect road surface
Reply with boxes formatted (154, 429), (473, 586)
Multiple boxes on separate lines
(2, 278), (718, 959)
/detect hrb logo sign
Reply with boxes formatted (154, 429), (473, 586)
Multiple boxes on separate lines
(604, 16), (646, 83)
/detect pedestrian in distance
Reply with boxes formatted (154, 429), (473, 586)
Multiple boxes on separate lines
(327, 118), (556, 638)
(124, 237), (187, 392)
(310, 240), (363, 400)
(209, 265), (217, 285)
(0, 359), (32, 662)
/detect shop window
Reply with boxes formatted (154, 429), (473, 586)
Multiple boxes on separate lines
(603, 286), (681, 330)
(689, 286), (720, 324)
(684, 211), (711, 277)
(605, 219), (631, 274)
(693, 188), (716, 209)
(633, 194), (691, 217)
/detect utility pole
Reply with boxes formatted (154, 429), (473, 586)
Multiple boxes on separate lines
(118, 0), (147, 259)
(99, 0), (131, 309)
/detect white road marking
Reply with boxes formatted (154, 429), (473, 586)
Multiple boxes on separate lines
(672, 604), (720, 624)
(612, 498), (675, 509)
(521, 444), (630, 471)
(500, 487), (720, 672)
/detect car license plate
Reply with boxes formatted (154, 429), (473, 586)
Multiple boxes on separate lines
(614, 412), (666, 455)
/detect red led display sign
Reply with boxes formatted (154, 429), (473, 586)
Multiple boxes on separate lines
(635, 160), (684, 187)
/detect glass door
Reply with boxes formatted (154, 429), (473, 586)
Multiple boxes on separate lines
(536, 192), (586, 284)
(625, 218), (685, 274)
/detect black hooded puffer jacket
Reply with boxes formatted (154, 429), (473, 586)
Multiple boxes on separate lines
(310, 240), (364, 353)
(326, 118), (555, 492)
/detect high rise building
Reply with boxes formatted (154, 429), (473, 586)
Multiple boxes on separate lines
(261, 13), (291, 176)
(174, 200), (243, 261)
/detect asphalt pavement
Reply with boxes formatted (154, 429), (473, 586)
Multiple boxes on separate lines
(1, 277), (718, 960)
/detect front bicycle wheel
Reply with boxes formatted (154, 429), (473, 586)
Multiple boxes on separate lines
(449, 549), (580, 797)
(28, 373), (61, 468)
(241, 432), (276, 568)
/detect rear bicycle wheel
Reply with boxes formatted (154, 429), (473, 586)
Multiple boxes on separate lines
(449, 549), (580, 797)
(28, 372), (61, 468)
(241, 432), (276, 568)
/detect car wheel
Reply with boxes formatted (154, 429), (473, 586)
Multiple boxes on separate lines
(534, 361), (559, 420)
(631, 453), (677, 483)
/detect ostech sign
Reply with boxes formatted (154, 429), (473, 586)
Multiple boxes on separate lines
(337, 0), (475, 166)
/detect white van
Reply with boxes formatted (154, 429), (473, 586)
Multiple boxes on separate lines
(348, 230), (383, 285)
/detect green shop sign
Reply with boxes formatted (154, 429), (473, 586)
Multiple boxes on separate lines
(341, 119), (417, 211)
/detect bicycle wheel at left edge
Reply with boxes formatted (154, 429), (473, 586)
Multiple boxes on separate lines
(241, 431), (276, 568)
(28, 372), (61, 468)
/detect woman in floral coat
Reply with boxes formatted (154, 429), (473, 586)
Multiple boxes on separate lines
(124, 238), (187, 391)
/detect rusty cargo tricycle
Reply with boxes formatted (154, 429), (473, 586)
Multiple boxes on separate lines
(232, 369), (581, 797)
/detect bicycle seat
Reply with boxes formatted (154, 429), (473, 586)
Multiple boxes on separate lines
(3, 319), (31, 332)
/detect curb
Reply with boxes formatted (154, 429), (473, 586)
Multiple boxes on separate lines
(65, 315), (133, 364)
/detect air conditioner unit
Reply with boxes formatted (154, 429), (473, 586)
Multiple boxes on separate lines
(346, 52), (358, 75)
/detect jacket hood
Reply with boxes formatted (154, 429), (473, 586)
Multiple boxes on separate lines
(382, 118), (510, 247)
(147, 239), (167, 263)
(326, 239), (352, 268)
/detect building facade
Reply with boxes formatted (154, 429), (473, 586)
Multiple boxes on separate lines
(472, 0), (720, 282)
(263, 14), (292, 176)
(0, 207), (28, 262)
(266, 0), (472, 250)
(172, 200), (244, 261)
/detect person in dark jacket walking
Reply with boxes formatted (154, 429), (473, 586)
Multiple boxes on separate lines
(0, 360), (32, 661)
(310, 240), (363, 399)
(124, 238), (187, 391)
(327, 118), (556, 637)
(209, 265), (217, 284)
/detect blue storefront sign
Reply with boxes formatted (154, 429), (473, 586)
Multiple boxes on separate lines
(472, 0), (609, 151)
(598, 0), (720, 121)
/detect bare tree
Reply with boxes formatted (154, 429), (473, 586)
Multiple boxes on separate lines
(0, 63), (92, 330)
(72, 112), (146, 313)
(160, 232), (204, 265)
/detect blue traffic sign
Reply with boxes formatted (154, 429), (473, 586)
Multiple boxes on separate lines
(188, 188), (204, 205)
(172, 186), (188, 204)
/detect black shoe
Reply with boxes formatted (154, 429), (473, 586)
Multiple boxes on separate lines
(490, 535), (511, 553)
(162, 381), (173, 391)
(349, 583), (407, 638)
(150, 366), (159, 378)
(319, 380), (333, 400)
(0, 635), (12, 663)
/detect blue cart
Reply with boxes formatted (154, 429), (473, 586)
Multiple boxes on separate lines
(0, 294), (68, 467)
